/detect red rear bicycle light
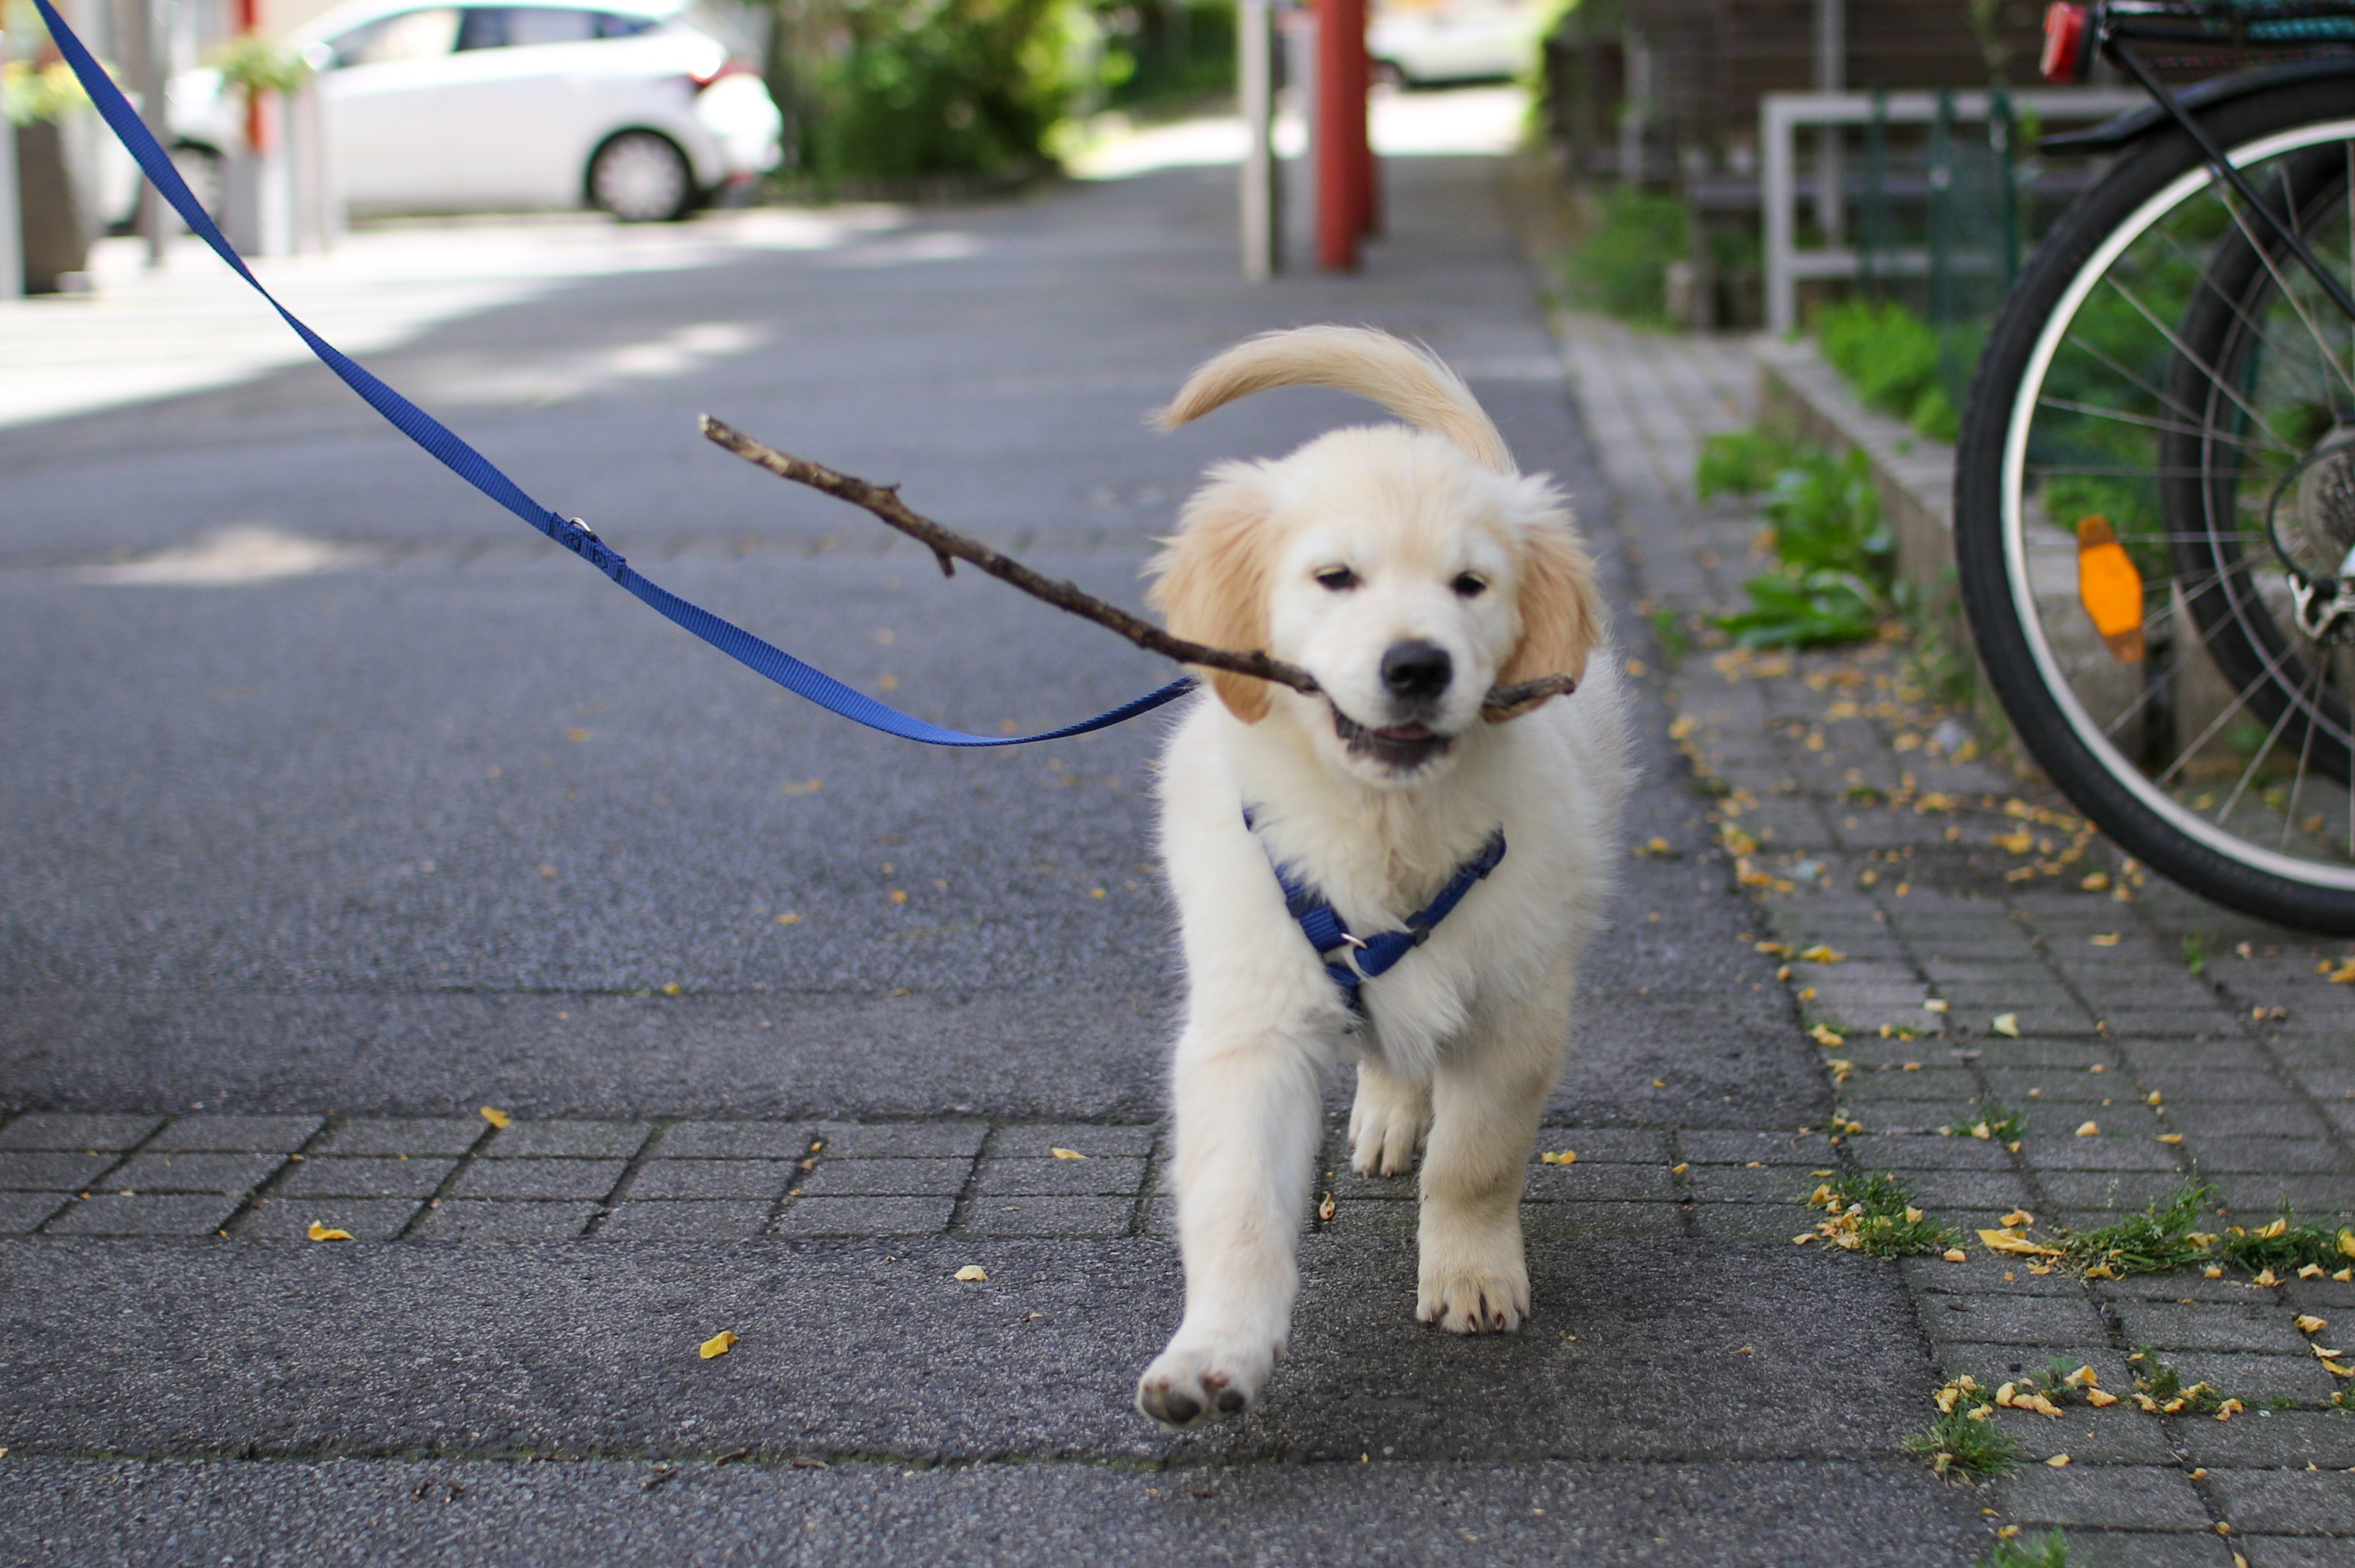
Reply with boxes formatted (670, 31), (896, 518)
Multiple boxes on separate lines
(2042, 3), (2090, 84)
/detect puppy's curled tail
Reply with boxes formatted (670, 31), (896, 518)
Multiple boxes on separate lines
(1154, 325), (1513, 476)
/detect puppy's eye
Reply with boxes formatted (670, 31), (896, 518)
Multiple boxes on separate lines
(1314, 566), (1358, 592)
(1452, 573), (1489, 599)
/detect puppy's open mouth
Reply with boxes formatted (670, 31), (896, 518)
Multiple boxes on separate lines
(1332, 707), (1455, 769)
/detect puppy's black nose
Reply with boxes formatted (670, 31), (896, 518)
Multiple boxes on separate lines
(1380, 640), (1453, 699)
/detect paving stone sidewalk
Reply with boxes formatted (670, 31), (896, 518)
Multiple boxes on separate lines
(1559, 311), (2355, 1564)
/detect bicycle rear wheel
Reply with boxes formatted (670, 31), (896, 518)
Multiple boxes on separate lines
(1955, 79), (2355, 932)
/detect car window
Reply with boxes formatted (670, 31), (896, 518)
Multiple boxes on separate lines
(451, 7), (640, 49)
(325, 7), (462, 67)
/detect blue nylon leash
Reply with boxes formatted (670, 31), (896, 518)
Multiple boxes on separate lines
(1242, 807), (1507, 1007)
(34, 0), (1193, 748)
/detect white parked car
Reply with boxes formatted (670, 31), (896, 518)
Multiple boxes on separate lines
(167, 0), (783, 221)
(1369, 0), (1543, 88)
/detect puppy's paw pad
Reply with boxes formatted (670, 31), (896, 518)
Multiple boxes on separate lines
(1417, 1270), (1529, 1336)
(1135, 1338), (1273, 1429)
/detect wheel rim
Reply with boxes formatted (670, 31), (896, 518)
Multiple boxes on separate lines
(2002, 118), (2355, 892)
(593, 134), (686, 221)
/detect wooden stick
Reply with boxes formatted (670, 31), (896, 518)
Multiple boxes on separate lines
(699, 415), (1576, 717)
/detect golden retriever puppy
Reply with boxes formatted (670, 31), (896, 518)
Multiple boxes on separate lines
(1134, 326), (1631, 1428)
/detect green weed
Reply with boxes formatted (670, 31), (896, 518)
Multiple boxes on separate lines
(1984, 1530), (2068, 1568)
(1800, 1170), (1960, 1257)
(1695, 428), (1804, 501)
(1562, 186), (1691, 324)
(1717, 446), (1895, 650)
(2060, 1181), (2218, 1276)
(1648, 607), (1693, 665)
(1943, 1099), (2023, 1142)
(2215, 1210), (2355, 1276)
(2130, 1347), (2229, 1414)
(1816, 299), (1954, 441)
(2182, 932), (2209, 977)
(1905, 1376), (2019, 1480)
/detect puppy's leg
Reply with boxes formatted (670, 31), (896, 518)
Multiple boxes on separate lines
(1416, 982), (1571, 1334)
(1136, 1026), (1323, 1428)
(1347, 1057), (1429, 1178)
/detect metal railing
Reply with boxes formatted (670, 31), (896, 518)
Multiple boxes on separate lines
(1761, 87), (2145, 335)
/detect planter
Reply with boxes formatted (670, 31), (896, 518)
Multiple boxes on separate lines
(15, 115), (96, 292)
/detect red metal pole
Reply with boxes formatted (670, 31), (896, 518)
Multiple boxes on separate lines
(1315, 0), (1367, 272)
(242, 0), (267, 153)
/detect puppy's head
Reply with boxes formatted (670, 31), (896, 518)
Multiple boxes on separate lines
(1149, 427), (1600, 787)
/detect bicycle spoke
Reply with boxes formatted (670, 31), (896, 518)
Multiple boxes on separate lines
(2156, 634), (2301, 788)
(2106, 275), (2288, 441)
(2036, 394), (2295, 453)
(2220, 183), (2355, 403)
(2215, 652), (2315, 826)
(2280, 655), (2329, 851)
(2157, 224), (2345, 411)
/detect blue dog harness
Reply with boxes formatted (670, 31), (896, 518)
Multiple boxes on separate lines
(32, 0), (1190, 750)
(1243, 807), (1506, 1010)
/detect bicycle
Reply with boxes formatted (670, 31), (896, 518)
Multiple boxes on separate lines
(1957, 0), (2355, 931)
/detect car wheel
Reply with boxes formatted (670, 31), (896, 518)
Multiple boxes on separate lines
(587, 131), (694, 223)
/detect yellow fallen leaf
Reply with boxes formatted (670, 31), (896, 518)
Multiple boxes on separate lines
(1652, 1078), (1667, 1088)
(775, 911), (802, 926)
(2075, 1121), (2101, 1137)
(1992, 1014), (2021, 1038)
(2085, 1388), (2118, 1407)
(2302, 1317), (2332, 1335)
(1792, 1233), (1817, 1246)
(2204, 1265), (2224, 1279)
(2324, 1360), (2355, 1377)
(1540, 1150), (1578, 1165)
(1318, 1192), (1336, 1222)
(479, 1106), (511, 1128)
(2339, 1228), (2355, 1258)
(2300, 1264), (2326, 1280)
(2158, 1133), (2184, 1144)
(2254, 1268), (2281, 1287)
(1995, 1383), (2016, 1407)
(306, 1222), (353, 1242)
(1923, 999), (1949, 1013)
(1904, 1207), (1925, 1224)
(1942, 1248), (1967, 1263)
(1971, 1122), (1993, 1140)
(1797, 945), (1844, 963)
(699, 1331), (737, 1359)
(1050, 1147), (1086, 1160)
(2062, 1365), (2097, 1388)
(2329, 959), (2355, 983)
(780, 778), (824, 795)
(1672, 1162), (1689, 1174)
(954, 1265), (988, 1282)
(2215, 1399), (2244, 1421)
(2019, 1393), (2064, 1418)
(2046, 1454), (2071, 1468)
(2315, 1344), (2346, 1361)
(2090, 932), (2121, 946)
(1808, 1024), (1845, 1047)
(2081, 873), (2110, 892)
(2000, 1209), (2036, 1229)
(1978, 1229), (2064, 1257)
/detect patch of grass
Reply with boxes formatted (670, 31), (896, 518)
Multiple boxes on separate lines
(2060, 1180), (2218, 1276)
(2183, 932), (2210, 978)
(1984, 1530), (2068, 1568)
(1943, 1099), (2024, 1141)
(1906, 1375), (2020, 1480)
(1801, 1170), (1960, 1257)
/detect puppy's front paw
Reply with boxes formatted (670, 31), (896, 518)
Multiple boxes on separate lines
(1417, 1236), (1529, 1334)
(1135, 1332), (1276, 1429)
(1347, 1069), (1428, 1178)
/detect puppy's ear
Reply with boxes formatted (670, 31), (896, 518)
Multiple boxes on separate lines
(1149, 467), (1277, 725)
(1490, 509), (1602, 723)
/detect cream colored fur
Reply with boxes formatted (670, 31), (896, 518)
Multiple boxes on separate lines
(1134, 327), (1632, 1428)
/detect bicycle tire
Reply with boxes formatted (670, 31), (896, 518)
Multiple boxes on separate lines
(1955, 78), (2355, 933)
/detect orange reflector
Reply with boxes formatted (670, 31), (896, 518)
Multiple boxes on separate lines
(2075, 516), (2145, 663)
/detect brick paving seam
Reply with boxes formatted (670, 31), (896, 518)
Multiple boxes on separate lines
(1554, 312), (2355, 1555)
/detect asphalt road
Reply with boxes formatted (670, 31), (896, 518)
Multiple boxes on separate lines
(0, 158), (1979, 1564)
